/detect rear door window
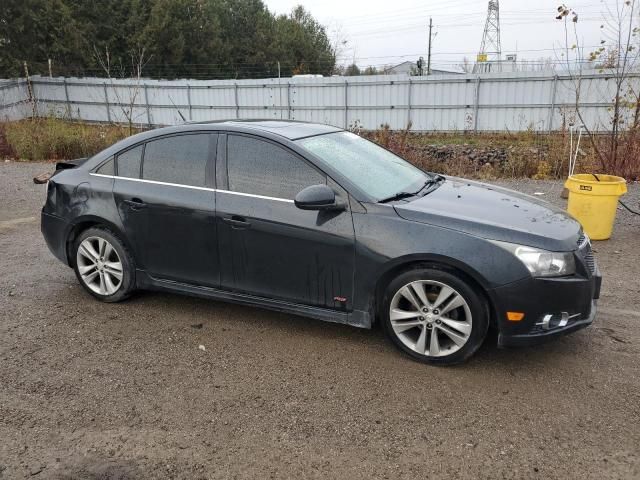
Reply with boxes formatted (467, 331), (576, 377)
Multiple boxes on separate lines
(142, 134), (210, 187)
(226, 135), (325, 200)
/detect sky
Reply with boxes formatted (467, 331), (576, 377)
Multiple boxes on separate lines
(264, 0), (615, 71)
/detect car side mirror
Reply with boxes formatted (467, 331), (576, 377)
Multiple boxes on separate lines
(294, 184), (345, 211)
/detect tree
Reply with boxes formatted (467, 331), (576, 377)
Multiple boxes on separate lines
(270, 6), (336, 77)
(0, 0), (84, 77)
(140, 0), (223, 78)
(558, 1), (640, 179)
(0, 0), (336, 79)
(459, 57), (473, 73)
(344, 64), (360, 76)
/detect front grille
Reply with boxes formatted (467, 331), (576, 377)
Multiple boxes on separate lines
(584, 250), (595, 274)
(577, 233), (595, 274)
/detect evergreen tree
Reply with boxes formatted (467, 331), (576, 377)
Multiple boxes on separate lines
(0, 0), (336, 79)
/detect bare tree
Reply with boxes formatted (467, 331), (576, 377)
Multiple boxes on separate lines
(328, 21), (350, 75)
(557, 1), (640, 178)
(94, 45), (152, 134)
(459, 57), (473, 73)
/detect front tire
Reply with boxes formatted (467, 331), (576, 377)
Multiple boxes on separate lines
(381, 267), (488, 365)
(73, 227), (135, 302)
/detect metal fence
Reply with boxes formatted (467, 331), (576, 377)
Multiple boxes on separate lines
(1, 70), (636, 132)
(0, 80), (31, 121)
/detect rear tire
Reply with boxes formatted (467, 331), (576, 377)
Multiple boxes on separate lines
(381, 267), (488, 365)
(73, 227), (135, 303)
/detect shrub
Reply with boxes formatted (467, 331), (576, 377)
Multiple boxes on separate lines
(2, 118), (137, 161)
(361, 126), (602, 180)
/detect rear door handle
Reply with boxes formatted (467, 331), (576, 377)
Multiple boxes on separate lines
(222, 215), (250, 229)
(124, 198), (147, 210)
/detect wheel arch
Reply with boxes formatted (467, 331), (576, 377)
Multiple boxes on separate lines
(64, 216), (131, 267)
(371, 254), (498, 328)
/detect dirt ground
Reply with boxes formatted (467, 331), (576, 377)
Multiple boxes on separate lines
(1, 161), (639, 479)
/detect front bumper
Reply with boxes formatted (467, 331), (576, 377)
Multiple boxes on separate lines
(498, 300), (597, 347)
(493, 265), (601, 348)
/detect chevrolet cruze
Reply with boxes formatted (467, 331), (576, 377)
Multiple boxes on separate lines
(41, 120), (601, 364)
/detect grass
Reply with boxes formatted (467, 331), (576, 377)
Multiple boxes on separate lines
(1, 118), (138, 162)
(2, 118), (629, 180)
(361, 125), (604, 180)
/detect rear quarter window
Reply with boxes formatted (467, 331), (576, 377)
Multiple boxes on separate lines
(116, 145), (143, 179)
(95, 157), (114, 175)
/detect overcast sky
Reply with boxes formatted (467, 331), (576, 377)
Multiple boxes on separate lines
(264, 0), (614, 70)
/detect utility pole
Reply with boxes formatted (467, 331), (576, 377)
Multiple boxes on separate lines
(427, 17), (433, 75)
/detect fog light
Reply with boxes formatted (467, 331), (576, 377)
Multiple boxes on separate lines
(536, 312), (581, 330)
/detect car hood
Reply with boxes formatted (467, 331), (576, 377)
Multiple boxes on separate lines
(394, 177), (581, 251)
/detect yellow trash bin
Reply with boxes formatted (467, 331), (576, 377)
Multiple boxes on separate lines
(564, 174), (627, 240)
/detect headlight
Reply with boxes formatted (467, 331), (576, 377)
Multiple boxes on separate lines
(492, 241), (576, 277)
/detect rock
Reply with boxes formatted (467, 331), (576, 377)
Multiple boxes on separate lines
(29, 466), (45, 476)
(33, 172), (51, 184)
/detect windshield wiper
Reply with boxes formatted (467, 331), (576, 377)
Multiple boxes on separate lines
(378, 175), (445, 204)
(416, 174), (446, 195)
(378, 191), (417, 203)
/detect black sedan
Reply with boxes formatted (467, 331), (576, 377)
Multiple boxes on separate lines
(41, 120), (601, 364)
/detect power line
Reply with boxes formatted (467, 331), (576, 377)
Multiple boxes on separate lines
(333, 2), (605, 30)
(345, 16), (605, 39)
(343, 6), (606, 30)
(335, 0), (604, 23)
(32, 44), (609, 77)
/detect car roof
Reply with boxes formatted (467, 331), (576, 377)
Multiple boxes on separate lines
(187, 119), (343, 140)
(83, 120), (344, 170)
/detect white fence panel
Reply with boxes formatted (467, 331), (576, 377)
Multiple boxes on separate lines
(0, 80), (31, 121)
(1, 71), (639, 132)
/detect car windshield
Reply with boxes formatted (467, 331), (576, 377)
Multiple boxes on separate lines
(296, 131), (429, 201)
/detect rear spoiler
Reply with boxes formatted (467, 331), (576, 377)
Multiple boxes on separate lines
(33, 157), (89, 184)
(55, 157), (88, 171)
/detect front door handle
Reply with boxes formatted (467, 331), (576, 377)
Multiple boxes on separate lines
(222, 215), (251, 229)
(124, 198), (147, 210)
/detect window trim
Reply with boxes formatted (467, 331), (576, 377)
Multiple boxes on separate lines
(224, 132), (327, 201)
(216, 133), (228, 190)
(88, 173), (294, 203)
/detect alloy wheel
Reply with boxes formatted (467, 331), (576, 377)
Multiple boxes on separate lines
(389, 280), (473, 358)
(76, 236), (123, 296)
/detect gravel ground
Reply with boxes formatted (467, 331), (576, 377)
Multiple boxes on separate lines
(1, 161), (639, 479)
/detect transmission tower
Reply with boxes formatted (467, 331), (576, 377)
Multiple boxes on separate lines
(474, 0), (502, 73)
